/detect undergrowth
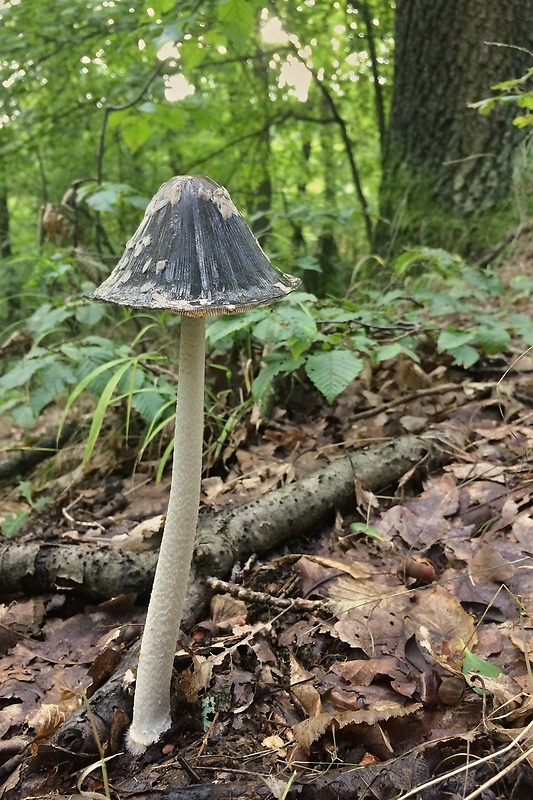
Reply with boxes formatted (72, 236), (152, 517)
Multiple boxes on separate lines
(0, 246), (530, 476)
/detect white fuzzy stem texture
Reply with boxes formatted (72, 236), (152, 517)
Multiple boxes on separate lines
(127, 316), (205, 754)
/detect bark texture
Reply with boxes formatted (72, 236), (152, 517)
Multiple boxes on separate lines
(0, 433), (438, 603)
(0, 542), (158, 598)
(377, 0), (533, 255)
(0, 160), (10, 259)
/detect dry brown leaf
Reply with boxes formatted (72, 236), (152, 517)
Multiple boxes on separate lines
(201, 476), (225, 504)
(27, 696), (81, 741)
(109, 515), (164, 551)
(328, 574), (407, 616)
(0, 599), (46, 654)
(261, 774), (291, 799)
(478, 673), (533, 722)
(289, 655), (322, 718)
(210, 594), (248, 630)
(180, 653), (214, 702)
(445, 462), (506, 482)
(328, 575), (411, 656)
(405, 586), (477, 662)
(180, 620), (273, 701)
(377, 490), (455, 549)
(335, 657), (405, 687)
(469, 542), (516, 586)
(302, 555), (370, 582)
(395, 355), (432, 391)
(293, 701), (421, 752)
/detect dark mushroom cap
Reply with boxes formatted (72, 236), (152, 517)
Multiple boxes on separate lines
(88, 175), (300, 316)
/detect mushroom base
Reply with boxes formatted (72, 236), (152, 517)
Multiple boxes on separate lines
(126, 714), (172, 755)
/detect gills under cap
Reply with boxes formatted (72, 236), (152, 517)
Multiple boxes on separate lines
(88, 175), (300, 316)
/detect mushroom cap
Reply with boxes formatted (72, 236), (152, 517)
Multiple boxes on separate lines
(88, 175), (300, 316)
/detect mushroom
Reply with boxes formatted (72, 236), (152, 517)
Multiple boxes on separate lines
(88, 175), (300, 753)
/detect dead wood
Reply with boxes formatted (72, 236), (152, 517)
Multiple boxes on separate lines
(0, 422), (77, 486)
(474, 219), (533, 268)
(43, 429), (459, 757)
(0, 542), (159, 598)
(0, 431), (442, 603)
(192, 431), (440, 577)
(17, 788), (261, 800)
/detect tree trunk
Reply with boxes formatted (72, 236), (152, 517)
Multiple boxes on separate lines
(0, 178), (10, 259)
(376, 0), (533, 258)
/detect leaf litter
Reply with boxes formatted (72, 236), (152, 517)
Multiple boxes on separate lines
(2, 332), (533, 797)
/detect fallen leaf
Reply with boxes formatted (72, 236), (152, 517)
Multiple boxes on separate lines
(210, 594), (248, 630)
(109, 515), (164, 551)
(293, 701), (421, 752)
(290, 655), (322, 718)
(405, 586), (476, 664)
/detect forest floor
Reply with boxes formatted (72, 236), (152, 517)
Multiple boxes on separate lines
(2, 270), (533, 799)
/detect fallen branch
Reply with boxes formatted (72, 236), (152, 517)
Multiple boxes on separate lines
(474, 219), (533, 268)
(0, 422), (77, 485)
(350, 381), (495, 422)
(0, 542), (158, 598)
(42, 429), (461, 755)
(1, 432), (438, 601)
(205, 576), (328, 613)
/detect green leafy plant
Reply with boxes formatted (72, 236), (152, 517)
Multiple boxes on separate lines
(0, 245), (525, 476)
(470, 65), (533, 128)
(461, 643), (502, 697)
(462, 645), (502, 680)
(0, 481), (52, 537)
(348, 522), (384, 541)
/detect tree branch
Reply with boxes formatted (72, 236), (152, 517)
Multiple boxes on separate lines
(93, 60), (166, 252)
(286, 40), (374, 245)
(353, 0), (387, 159)
(95, 60), (167, 185)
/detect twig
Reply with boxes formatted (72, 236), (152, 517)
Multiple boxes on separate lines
(350, 381), (497, 422)
(196, 712), (219, 759)
(290, 48), (373, 245)
(462, 742), (533, 800)
(94, 60), (167, 252)
(62, 498), (106, 533)
(474, 220), (533, 268)
(206, 576), (329, 613)
(181, 113), (291, 174)
(268, 0), (373, 245)
(397, 717), (533, 800)
(95, 61), (166, 185)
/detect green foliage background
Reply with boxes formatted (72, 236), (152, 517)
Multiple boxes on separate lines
(0, 0), (532, 479)
(1, 0), (394, 276)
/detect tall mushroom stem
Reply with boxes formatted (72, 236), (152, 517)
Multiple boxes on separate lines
(127, 315), (206, 754)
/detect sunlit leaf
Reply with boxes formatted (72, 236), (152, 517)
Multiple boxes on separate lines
(462, 646), (502, 679)
(218, 0), (255, 49)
